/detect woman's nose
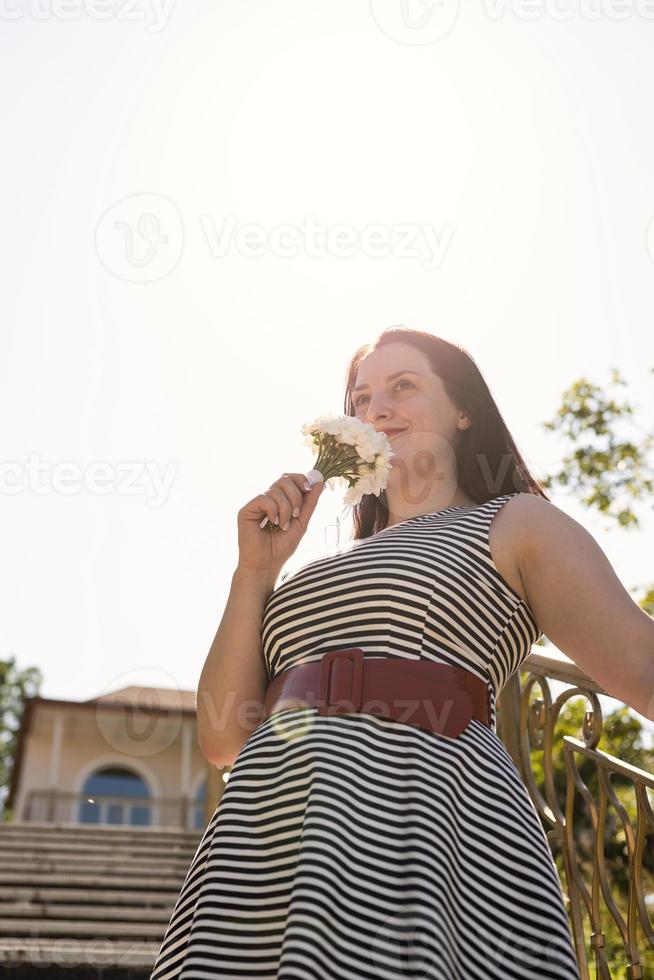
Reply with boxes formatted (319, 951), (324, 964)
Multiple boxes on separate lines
(364, 393), (392, 418)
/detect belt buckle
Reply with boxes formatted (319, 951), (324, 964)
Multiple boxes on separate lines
(316, 648), (364, 717)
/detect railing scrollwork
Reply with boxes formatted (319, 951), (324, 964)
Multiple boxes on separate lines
(499, 650), (654, 979)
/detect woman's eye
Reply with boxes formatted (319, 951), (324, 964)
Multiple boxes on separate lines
(354, 378), (413, 407)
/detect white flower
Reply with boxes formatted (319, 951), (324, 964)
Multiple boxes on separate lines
(263, 414), (394, 531)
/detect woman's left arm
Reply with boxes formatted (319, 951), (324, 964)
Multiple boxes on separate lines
(514, 495), (654, 721)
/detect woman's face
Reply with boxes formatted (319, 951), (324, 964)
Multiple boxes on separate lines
(352, 342), (469, 458)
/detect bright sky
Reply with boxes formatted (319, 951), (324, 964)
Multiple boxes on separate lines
(2, 3), (653, 744)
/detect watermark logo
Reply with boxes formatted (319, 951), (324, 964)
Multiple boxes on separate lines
(96, 200), (455, 280)
(95, 193), (183, 283)
(646, 214), (654, 265)
(372, 910), (443, 974)
(371, 0), (654, 44)
(370, 0), (460, 44)
(94, 669), (186, 756)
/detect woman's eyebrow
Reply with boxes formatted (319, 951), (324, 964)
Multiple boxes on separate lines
(353, 370), (421, 392)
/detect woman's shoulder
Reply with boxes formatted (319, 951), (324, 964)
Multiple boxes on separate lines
(487, 493), (555, 605)
(488, 493), (577, 603)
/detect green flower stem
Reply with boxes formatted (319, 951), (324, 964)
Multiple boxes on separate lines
(262, 433), (381, 531)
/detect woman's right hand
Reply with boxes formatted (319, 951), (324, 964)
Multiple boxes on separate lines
(236, 471), (325, 577)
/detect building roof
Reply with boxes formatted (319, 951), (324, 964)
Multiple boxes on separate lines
(85, 686), (197, 712)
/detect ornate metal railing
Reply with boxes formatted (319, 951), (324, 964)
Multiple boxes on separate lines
(498, 648), (654, 980)
(22, 790), (207, 830)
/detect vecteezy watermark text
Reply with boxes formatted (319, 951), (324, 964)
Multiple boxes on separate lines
(370, 0), (654, 46)
(94, 194), (455, 282)
(0, 0), (175, 32)
(0, 455), (177, 508)
(199, 214), (454, 272)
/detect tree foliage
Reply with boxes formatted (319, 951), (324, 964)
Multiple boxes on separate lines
(0, 656), (43, 821)
(540, 366), (654, 530)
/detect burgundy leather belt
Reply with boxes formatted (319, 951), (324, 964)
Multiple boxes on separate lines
(262, 648), (491, 738)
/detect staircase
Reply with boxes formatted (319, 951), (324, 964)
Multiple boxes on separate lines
(0, 820), (204, 978)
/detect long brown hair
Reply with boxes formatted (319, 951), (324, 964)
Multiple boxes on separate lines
(343, 326), (550, 540)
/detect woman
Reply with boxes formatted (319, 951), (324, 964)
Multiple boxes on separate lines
(151, 327), (651, 979)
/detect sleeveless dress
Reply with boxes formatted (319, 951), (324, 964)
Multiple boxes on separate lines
(150, 492), (581, 980)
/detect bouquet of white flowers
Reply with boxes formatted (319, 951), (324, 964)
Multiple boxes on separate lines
(259, 414), (395, 530)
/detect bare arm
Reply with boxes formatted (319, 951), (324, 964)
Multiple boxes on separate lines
(196, 566), (277, 768)
(515, 495), (654, 720)
(196, 468), (325, 767)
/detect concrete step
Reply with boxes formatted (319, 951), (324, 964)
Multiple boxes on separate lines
(0, 917), (166, 938)
(0, 886), (178, 906)
(0, 871), (189, 889)
(0, 854), (193, 875)
(0, 936), (159, 969)
(0, 821), (202, 847)
(0, 838), (198, 860)
(0, 902), (172, 922)
(0, 822), (197, 973)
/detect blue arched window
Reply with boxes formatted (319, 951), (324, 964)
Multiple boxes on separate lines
(79, 766), (151, 826)
(193, 779), (206, 829)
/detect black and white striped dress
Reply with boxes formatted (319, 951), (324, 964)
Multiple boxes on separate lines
(150, 492), (581, 980)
